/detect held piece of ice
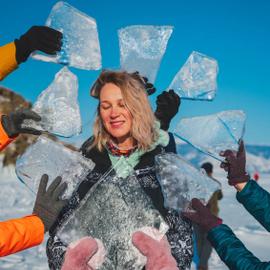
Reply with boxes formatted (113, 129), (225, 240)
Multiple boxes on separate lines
(57, 157), (168, 270)
(155, 153), (220, 211)
(23, 67), (81, 137)
(118, 25), (173, 83)
(32, 1), (102, 70)
(174, 110), (246, 161)
(169, 51), (218, 100)
(15, 136), (94, 199)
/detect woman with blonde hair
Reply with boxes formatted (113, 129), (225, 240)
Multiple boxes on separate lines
(46, 70), (192, 270)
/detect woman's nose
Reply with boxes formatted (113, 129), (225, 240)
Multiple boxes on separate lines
(110, 107), (120, 118)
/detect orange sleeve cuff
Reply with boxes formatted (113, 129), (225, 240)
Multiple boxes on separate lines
(0, 42), (18, 81)
(0, 118), (16, 151)
(0, 214), (45, 257)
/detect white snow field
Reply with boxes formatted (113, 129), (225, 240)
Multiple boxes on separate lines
(0, 155), (269, 269)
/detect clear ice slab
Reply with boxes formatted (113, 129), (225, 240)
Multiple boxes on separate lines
(169, 51), (218, 100)
(174, 110), (246, 161)
(118, 25), (173, 83)
(23, 67), (81, 137)
(32, 1), (102, 70)
(155, 153), (220, 211)
(57, 158), (168, 270)
(15, 136), (94, 199)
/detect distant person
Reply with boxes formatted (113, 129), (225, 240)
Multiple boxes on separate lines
(183, 141), (270, 270)
(193, 162), (223, 270)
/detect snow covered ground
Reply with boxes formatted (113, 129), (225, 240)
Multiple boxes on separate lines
(0, 161), (269, 269)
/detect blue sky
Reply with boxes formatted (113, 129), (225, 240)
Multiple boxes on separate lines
(1, 0), (270, 145)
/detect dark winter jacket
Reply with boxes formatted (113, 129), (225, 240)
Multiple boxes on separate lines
(208, 180), (270, 270)
(46, 133), (193, 270)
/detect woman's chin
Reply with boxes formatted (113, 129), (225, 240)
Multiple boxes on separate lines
(109, 131), (131, 141)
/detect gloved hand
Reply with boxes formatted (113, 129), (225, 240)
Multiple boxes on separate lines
(155, 89), (181, 130)
(132, 231), (179, 270)
(219, 140), (250, 185)
(15, 26), (63, 64)
(182, 198), (222, 232)
(133, 71), (156, 95)
(62, 237), (99, 270)
(33, 174), (68, 232)
(141, 76), (156, 95)
(1, 109), (41, 137)
(1, 109), (41, 138)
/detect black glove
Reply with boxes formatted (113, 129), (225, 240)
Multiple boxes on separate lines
(15, 26), (63, 64)
(133, 71), (156, 95)
(1, 109), (41, 137)
(141, 75), (156, 95)
(219, 140), (250, 185)
(182, 198), (223, 232)
(33, 174), (68, 232)
(155, 89), (181, 130)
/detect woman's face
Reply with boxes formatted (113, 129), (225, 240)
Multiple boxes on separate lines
(99, 83), (133, 142)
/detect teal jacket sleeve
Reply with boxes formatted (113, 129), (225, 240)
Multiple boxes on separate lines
(236, 180), (270, 232)
(208, 224), (270, 270)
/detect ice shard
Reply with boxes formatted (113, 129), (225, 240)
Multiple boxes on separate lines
(118, 25), (173, 83)
(32, 1), (102, 70)
(155, 153), (220, 211)
(174, 110), (246, 161)
(57, 157), (168, 270)
(23, 67), (81, 137)
(169, 51), (218, 100)
(15, 136), (94, 199)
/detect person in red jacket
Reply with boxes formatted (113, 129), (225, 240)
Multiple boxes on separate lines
(0, 26), (67, 257)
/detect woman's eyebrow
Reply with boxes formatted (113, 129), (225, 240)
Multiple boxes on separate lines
(100, 98), (123, 103)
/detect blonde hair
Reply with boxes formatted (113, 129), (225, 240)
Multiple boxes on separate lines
(90, 70), (158, 151)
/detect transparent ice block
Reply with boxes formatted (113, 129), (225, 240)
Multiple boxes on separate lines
(57, 157), (168, 269)
(32, 1), (102, 70)
(169, 51), (218, 100)
(23, 67), (81, 137)
(155, 153), (220, 211)
(174, 110), (246, 161)
(118, 25), (173, 83)
(15, 136), (94, 199)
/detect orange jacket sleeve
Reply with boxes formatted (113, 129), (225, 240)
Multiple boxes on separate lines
(0, 214), (44, 257)
(0, 42), (18, 81)
(0, 118), (16, 151)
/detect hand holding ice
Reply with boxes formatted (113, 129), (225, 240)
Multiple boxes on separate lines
(32, 1), (102, 70)
(57, 158), (168, 270)
(155, 153), (220, 211)
(174, 110), (246, 161)
(118, 25), (173, 83)
(169, 51), (218, 100)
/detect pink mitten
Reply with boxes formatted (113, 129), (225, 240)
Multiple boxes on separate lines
(61, 237), (98, 270)
(132, 231), (179, 270)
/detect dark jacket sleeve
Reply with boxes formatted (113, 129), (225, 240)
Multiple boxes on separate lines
(208, 224), (270, 270)
(47, 193), (81, 270)
(236, 180), (270, 232)
(46, 235), (67, 270)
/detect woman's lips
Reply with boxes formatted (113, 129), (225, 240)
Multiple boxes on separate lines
(110, 121), (125, 128)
